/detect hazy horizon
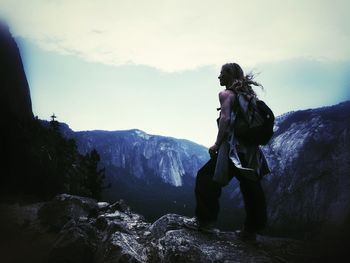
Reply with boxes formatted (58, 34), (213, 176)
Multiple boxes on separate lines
(42, 96), (349, 148)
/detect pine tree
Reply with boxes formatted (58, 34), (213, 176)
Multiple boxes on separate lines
(79, 149), (106, 199)
(6, 113), (107, 200)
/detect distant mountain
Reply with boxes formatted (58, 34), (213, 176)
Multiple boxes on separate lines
(269, 101), (350, 236)
(63, 128), (209, 187)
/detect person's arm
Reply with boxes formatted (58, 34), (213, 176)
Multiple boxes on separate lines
(209, 90), (235, 156)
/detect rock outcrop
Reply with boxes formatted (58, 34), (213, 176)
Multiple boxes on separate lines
(0, 194), (323, 263)
(1, 21), (34, 194)
(0, 21), (33, 124)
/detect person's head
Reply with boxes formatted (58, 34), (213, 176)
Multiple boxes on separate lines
(218, 62), (263, 97)
(218, 63), (244, 87)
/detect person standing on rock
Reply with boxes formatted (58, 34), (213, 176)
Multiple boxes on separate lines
(185, 62), (270, 241)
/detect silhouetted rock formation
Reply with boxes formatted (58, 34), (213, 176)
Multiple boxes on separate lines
(1, 22), (35, 194)
(0, 194), (321, 263)
(0, 21), (33, 124)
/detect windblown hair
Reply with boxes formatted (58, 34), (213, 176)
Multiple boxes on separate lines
(222, 63), (264, 98)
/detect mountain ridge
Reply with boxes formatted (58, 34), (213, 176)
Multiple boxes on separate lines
(51, 122), (209, 187)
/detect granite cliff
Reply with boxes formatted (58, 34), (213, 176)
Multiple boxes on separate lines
(73, 129), (208, 187)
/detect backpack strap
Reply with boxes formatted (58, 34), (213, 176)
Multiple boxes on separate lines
(234, 91), (251, 123)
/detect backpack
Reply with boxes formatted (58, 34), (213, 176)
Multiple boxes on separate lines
(233, 92), (275, 145)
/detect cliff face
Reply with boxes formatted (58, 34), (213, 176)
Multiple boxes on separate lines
(1, 22), (34, 192)
(265, 101), (350, 233)
(72, 129), (209, 187)
(0, 22), (33, 124)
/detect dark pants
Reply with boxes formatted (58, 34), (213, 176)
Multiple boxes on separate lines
(195, 154), (267, 232)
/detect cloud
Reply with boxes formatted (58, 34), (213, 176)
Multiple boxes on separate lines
(1, 0), (350, 71)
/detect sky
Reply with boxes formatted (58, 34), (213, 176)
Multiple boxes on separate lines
(1, 0), (349, 147)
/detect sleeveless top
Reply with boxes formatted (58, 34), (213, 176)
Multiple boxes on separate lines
(213, 90), (270, 186)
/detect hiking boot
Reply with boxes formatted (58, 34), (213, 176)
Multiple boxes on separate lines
(183, 217), (219, 234)
(234, 229), (257, 242)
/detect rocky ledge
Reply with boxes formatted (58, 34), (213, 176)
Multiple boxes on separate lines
(0, 194), (320, 263)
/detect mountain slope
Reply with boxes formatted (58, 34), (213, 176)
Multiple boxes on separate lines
(268, 101), (350, 234)
(72, 129), (209, 187)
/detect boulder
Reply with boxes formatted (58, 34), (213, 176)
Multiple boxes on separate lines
(38, 194), (98, 230)
(149, 213), (185, 239)
(48, 219), (97, 263)
(95, 232), (148, 263)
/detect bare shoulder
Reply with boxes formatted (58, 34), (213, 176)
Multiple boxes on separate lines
(219, 89), (235, 103)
